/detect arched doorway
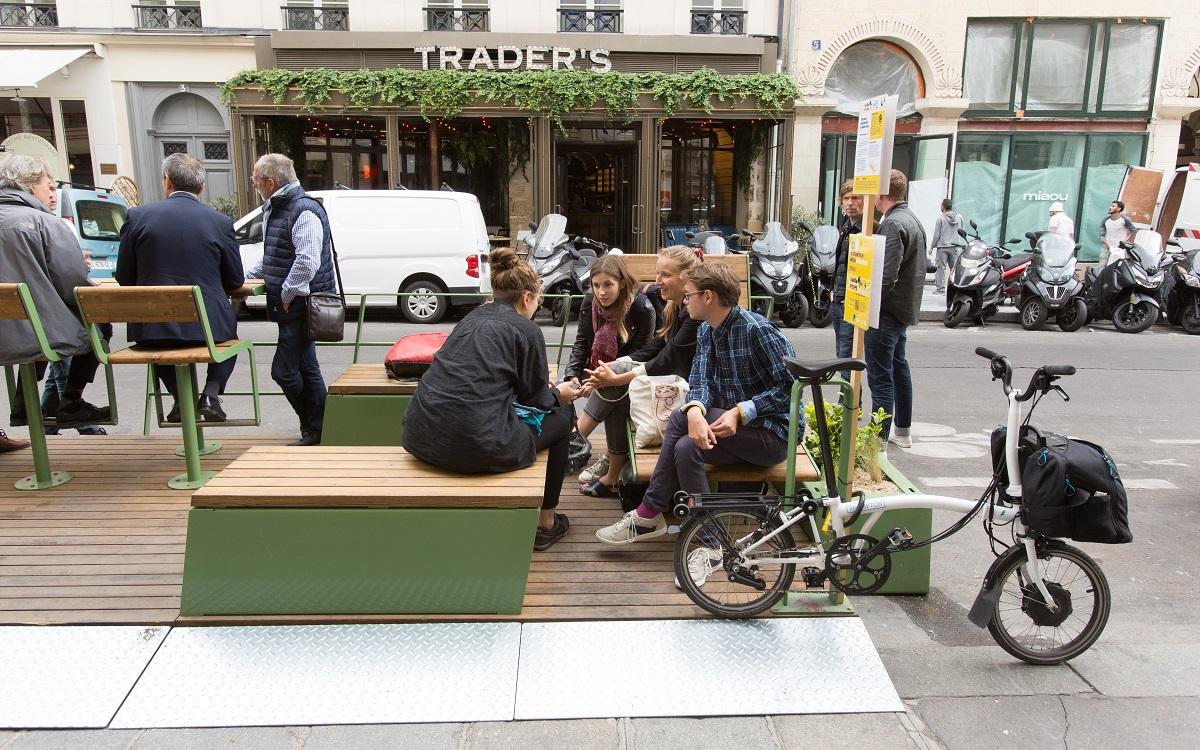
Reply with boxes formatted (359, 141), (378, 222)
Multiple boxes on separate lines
(150, 93), (233, 201)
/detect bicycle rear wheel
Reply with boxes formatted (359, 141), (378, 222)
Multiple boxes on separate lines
(674, 509), (796, 618)
(987, 540), (1111, 665)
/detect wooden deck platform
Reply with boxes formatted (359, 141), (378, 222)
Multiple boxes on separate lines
(0, 436), (697, 625)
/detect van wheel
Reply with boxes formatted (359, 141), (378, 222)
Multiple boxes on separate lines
(399, 280), (447, 324)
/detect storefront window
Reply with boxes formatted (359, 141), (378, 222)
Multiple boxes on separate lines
(1102, 24), (1158, 111)
(659, 120), (736, 232)
(60, 100), (93, 186)
(1026, 24), (1091, 111)
(951, 134), (1010, 245)
(1004, 134), (1085, 242)
(1078, 134), (1146, 260)
(0, 95), (55, 144)
(963, 22), (1018, 111)
(825, 41), (923, 117)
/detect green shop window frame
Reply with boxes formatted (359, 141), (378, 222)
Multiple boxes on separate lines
(961, 17), (1164, 119)
(951, 131), (1148, 261)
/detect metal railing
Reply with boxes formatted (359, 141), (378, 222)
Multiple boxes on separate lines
(281, 4), (348, 30)
(133, 4), (202, 30)
(0, 2), (57, 27)
(690, 10), (745, 35)
(558, 8), (621, 33)
(425, 7), (489, 31)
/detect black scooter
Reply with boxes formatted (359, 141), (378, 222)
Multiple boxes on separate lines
(1083, 229), (1168, 334)
(1017, 231), (1087, 332)
(944, 220), (1027, 328)
(1163, 240), (1200, 334)
(801, 223), (839, 328)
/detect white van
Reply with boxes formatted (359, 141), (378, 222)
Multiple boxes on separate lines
(234, 189), (489, 323)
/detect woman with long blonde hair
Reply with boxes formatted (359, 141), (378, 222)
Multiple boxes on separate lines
(575, 245), (702, 497)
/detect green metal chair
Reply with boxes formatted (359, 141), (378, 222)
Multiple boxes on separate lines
(75, 284), (257, 490)
(0, 282), (116, 490)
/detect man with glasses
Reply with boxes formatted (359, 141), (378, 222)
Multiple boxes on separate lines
(596, 262), (797, 545)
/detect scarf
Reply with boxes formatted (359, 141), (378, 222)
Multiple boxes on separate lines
(589, 297), (621, 370)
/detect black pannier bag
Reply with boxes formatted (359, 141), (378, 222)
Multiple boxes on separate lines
(1017, 431), (1132, 545)
(989, 424), (1043, 487)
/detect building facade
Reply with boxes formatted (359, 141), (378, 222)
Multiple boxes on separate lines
(788, 2), (1200, 260)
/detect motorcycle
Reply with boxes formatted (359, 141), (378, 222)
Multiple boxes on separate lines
(800, 223), (839, 328)
(736, 221), (808, 328)
(944, 220), (1030, 328)
(1161, 240), (1199, 334)
(1083, 228), (1168, 334)
(522, 214), (609, 326)
(1017, 231), (1088, 332)
(684, 229), (735, 254)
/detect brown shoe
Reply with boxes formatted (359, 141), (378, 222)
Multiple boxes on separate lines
(0, 429), (31, 453)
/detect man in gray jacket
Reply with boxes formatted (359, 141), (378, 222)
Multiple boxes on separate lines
(0, 154), (110, 431)
(867, 170), (926, 449)
(930, 198), (965, 294)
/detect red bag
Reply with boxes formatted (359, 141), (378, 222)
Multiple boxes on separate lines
(384, 332), (449, 379)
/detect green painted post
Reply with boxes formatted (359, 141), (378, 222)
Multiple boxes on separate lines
(14, 362), (72, 490)
(168, 363), (215, 490)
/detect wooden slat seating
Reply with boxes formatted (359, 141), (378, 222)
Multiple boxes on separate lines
(0, 283), (82, 490)
(618, 254), (819, 494)
(182, 446), (546, 616)
(74, 285), (257, 490)
(322, 361), (558, 446)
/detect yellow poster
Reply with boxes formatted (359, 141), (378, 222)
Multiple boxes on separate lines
(852, 95), (898, 196)
(844, 234), (886, 331)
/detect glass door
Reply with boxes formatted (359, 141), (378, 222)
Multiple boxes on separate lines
(553, 124), (639, 250)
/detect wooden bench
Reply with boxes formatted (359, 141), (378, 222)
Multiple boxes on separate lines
(614, 254), (819, 494)
(323, 362), (558, 446)
(180, 446), (546, 616)
(75, 285), (258, 490)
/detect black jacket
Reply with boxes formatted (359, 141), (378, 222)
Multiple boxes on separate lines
(403, 301), (559, 474)
(833, 215), (863, 303)
(563, 292), (656, 381)
(878, 201), (927, 327)
(116, 192), (244, 343)
(629, 306), (700, 380)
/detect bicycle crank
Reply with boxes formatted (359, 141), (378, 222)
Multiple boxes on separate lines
(824, 533), (893, 594)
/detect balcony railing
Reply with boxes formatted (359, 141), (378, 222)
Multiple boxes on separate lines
(690, 10), (745, 35)
(0, 2), (57, 27)
(133, 4), (202, 31)
(426, 7), (489, 32)
(282, 4), (349, 31)
(558, 8), (621, 33)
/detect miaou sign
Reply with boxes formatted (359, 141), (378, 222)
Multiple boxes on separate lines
(416, 45), (613, 73)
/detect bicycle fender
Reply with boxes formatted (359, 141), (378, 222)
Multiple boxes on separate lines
(967, 543), (1028, 628)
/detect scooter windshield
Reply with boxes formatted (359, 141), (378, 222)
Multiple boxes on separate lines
(756, 222), (797, 260)
(531, 214), (568, 258)
(1037, 233), (1075, 268)
(811, 225), (839, 258)
(1130, 229), (1163, 269)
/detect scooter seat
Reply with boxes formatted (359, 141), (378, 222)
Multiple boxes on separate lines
(1000, 253), (1032, 271)
(784, 356), (866, 382)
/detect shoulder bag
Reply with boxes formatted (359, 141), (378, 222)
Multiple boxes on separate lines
(303, 234), (346, 342)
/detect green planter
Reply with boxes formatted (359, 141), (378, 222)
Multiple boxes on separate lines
(321, 394), (410, 446)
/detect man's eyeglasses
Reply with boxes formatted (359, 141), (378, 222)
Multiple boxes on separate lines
(681, 290), (704, 302)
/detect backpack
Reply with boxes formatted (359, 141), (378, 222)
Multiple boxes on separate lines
(1018, 431), (1132, 544)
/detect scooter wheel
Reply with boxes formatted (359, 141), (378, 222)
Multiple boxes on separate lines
(1057, 298), (1087, 332)
(1020, 297), (1047, 331)
(1181, 303), (1200, 335)
(780, 297), (809, 328)
(808, 303), (833, 328)
(1112, 300), (1155, 334)
(944, 297), (973, 328)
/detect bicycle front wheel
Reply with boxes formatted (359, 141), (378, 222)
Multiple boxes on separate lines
(674, 509), (796, 618)
(987, 540), (1111, 665)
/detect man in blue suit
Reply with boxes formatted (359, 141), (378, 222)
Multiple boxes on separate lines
(116, 153), (244, 422)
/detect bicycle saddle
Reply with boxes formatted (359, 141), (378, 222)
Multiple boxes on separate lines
(784, 356), (866, 381)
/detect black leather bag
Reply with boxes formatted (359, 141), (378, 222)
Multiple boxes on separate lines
(303, 238), (346, 342)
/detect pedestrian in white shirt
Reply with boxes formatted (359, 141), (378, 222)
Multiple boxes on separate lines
(1099, 200), (1136, 267)
(1048, 202), (1075, 240)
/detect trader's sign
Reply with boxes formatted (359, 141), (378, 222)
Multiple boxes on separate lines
(416, 46), (612, 73)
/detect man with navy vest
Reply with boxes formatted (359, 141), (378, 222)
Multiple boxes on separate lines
(249, 153), (335, 446)
(116, 153), (244, 423)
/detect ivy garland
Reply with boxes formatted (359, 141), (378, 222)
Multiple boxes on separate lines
(220, 68), (800, 128)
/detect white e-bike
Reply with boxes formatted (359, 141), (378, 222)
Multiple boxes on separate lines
(671, 347), (1111, 665)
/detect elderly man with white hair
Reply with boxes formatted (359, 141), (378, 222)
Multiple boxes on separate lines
(0, 153), (111, 452)
(248, 153), (336, 446)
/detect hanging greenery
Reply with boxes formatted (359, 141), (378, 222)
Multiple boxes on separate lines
(220, 68), (800, 130)
(732, 120), (773, 191)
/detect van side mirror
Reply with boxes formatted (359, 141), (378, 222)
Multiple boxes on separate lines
(528, 221), (538, 232)
(248, 222), (263, 243)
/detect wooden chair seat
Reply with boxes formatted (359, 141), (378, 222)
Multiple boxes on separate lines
(328, 363), (560, 395)
(108, 340), (243, 366)
(632, 443), (820, 484)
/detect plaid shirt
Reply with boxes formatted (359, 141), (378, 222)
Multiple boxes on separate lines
(686, 306), (797, 441)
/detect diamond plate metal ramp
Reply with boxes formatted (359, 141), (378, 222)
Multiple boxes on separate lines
(110, 623), (521, 728)
(0, 626), (168, 729)
(515, 618), (902, 719)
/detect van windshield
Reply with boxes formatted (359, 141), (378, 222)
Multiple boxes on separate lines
(76, 200), (127, 241)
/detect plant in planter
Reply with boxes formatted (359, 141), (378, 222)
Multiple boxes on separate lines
(803, 402), (888, 483)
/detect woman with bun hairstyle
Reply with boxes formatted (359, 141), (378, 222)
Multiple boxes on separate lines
(574, 245), (702, 497)
(402, 248), (579, 550)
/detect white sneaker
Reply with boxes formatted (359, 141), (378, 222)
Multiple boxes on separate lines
(596, 511), (667, 545)
(578, 454), (609, 483)
(684, 547), (722, 589)
(889, 430), (912, 449)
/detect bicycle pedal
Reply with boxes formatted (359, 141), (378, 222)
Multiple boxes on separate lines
(888, 528), (913, 547)
(801, 566), (827, 589)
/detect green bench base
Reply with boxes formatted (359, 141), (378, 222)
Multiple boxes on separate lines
(180, 506), (537, 616)
(321, 394), (410, 446)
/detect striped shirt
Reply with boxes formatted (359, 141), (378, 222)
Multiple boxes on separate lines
(685, 306), (797, 441)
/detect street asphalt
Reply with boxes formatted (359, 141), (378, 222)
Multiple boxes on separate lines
(1, 291), (1197, 749)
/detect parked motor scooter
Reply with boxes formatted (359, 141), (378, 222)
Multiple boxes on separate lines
(800, 223), (839, 328)
(943, 220), (1029, 328)
(1161, 239), (1199, 334)
(1082, 228), (1168, 334)
(736, 222), (808, 327)
(522, 214), (608, 326)
(1017, 231), (1088, 332)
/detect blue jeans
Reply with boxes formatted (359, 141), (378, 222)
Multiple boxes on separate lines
(829, 301), (854, 382)
(270, 298), (327, 436)
(864, 312), (912, 439)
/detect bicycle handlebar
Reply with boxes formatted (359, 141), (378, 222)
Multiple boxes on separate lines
(975, 347), (1000, 360)
(975, 347), (1074, 400)
(1043, 364), (1076, 377)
